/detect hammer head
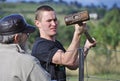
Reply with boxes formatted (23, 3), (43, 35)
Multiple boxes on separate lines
(64, 11), (90, 25)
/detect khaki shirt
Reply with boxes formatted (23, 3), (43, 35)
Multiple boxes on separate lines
(0, 44), (51, 81)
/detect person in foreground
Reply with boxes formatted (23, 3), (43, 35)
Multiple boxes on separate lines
(32, 5), (96, 81)
(0, 14), (51, 81)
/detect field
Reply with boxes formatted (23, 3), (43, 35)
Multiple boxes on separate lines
(65, 48), (120, 81)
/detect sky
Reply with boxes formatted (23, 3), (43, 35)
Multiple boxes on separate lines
(6, 0), (120, 8)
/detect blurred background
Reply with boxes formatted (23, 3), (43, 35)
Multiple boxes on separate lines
(0, 0), (120, 81)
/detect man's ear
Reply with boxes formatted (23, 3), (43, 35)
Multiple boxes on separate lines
(35, 20), (41, 28)
(14, 34), (19, 43)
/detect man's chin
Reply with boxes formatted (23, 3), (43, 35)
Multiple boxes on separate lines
(50, 33), (57, 37)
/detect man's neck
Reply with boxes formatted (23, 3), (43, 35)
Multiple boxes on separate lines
(40, 35), (55, 41)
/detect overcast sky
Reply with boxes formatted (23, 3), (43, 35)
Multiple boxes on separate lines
(6, 0), (120, 8)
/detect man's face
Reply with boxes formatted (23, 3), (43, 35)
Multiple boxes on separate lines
(37, 11), (58, 38)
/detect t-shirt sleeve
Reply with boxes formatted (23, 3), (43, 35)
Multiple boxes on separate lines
(32, 40), (58, 63)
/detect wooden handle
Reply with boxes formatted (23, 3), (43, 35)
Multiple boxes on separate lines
(84, 31), (95, 43)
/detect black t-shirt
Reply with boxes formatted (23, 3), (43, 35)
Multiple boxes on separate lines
(32, 37), (66, 81)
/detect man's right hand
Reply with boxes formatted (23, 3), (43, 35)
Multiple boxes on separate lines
(74, 22), (87, 35)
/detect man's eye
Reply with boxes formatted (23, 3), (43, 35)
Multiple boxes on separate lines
(54, 18), (57, 21)
(47, 20), (51, 22)
(47, 19), (57, 22)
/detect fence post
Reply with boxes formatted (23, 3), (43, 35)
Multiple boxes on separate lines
(79, 48), (84, 81)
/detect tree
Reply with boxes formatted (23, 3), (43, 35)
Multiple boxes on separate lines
(90, 8), (120, 66)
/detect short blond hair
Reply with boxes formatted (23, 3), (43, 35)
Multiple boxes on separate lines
(35, 5), (54, 21)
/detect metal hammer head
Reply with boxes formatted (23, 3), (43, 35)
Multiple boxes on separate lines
(64, 11), (90, 25)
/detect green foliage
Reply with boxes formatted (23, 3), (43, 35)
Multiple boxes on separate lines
(101, 8), (120, 49)
(83, 9), (120, 73)
(89, 8), (120, 49)
(57, 25), (74, 46)
(0, 2), (120, 50)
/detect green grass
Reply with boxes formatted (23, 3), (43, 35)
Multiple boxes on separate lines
(66, 74), (120, 81)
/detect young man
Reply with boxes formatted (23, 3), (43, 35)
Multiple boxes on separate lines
(32, 5), (96, 81)
(0, 14), (51, 81)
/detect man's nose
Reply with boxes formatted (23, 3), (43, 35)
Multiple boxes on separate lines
(51, 20), (56, 26)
